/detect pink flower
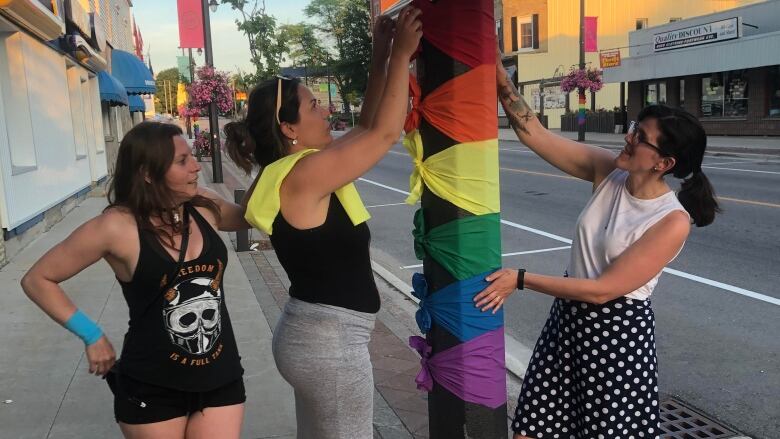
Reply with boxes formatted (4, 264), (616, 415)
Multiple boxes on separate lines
(560, 67), (604, 93)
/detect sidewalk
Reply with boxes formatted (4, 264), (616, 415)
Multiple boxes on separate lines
(498, 128), (780, 155)
(0, 160), (433, 438)
(0, 192), (297, 439)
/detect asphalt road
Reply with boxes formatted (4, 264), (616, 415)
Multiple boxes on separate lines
(359, 139), (780, 439)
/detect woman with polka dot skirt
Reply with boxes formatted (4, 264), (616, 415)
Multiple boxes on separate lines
(475, 60), (721, 439)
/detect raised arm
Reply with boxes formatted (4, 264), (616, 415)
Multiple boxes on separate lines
(331, 16), (395, 144)
(358, 15), (395, 129)
(287, 6), (422, 198)
(497, 56), (616, 187)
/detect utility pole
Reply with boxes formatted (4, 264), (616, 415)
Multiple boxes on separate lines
(578, 0), (586, 141)
(201, 0), (222, 183)
(186, 48), (195, 139)
(416, 3), (506, 438)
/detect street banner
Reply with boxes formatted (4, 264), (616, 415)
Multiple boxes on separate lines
(177, 56), (191, 80)
(599, 49), (621, 68)
(585, 16), (598, 52)
(177, 0), (204, 48)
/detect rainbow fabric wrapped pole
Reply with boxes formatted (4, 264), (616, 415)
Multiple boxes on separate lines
(404, 0), (507, 436)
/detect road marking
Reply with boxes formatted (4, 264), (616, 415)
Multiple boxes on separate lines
(357, 177), (413, 196)
(718, 197), (780, 209)
(366, 202), (408, 209)
(703, 159), (772, 166)
(401, 245), (572, 269)
(359, 177), (779, 307)
(663, 268), (780, 306)
(501, 167), (579, 180)
(702, 165), (780, 175)
(370, 261), (531, 378)
(503, 246), (572, 257)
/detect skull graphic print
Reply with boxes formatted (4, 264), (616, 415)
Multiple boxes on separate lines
(163, 277), (223, 355)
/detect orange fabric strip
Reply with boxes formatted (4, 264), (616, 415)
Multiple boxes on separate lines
(404, 64), (497, 144)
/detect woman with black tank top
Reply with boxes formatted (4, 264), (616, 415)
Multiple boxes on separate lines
(22, 122), (250, 438)
(223, 9), (422, 438)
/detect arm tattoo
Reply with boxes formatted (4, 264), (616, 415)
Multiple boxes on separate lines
(498, 76), (535, 136)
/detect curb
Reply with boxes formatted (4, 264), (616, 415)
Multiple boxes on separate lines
(371, 261), (531, 381)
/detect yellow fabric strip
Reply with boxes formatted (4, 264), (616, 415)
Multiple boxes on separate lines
(404, 131), (500, 215)
(244, 149), (371, 235)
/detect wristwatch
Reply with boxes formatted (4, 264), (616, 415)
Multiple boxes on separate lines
(516, 268), (526, 290)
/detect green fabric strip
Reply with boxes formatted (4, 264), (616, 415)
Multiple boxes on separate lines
(413, 209), (502, 281)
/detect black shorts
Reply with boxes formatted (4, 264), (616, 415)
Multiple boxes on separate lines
(106, 372), (246, 425)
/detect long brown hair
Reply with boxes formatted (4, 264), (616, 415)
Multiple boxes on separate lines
(224, 76), (302, 173)
(107, 121), (219, 247)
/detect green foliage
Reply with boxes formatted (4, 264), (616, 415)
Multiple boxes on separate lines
(154, 68), (181, 115)
(303, 0), (371, 112)
(220, 0), (287, 81)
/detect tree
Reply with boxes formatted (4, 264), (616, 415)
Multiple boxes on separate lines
(279, 23), (329, 85)
(304, 0), (371, 113)
(220, 0), (288, 81)
(155, 67), (182, 115)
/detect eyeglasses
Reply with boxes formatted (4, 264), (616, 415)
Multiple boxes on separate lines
(627, 120), (667, 156)
(275, 75), (292, 126)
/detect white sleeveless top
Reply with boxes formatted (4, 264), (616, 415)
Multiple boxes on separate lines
(567, 169), (689, 300)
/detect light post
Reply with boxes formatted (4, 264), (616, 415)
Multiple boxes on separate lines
(201, 0), (223, 183)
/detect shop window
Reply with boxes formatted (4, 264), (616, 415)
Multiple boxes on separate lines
(645, 82), (667, 106)
(0, 33), (37, 174)
(636, 18), (648, 30)
(511, 17), (518, 51)
(702, 71), (748, 118)
(769, 66), (780, 118)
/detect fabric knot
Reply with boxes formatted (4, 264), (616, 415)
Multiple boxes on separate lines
(411, 273), (432, 333)
(409, 336), (433, 392)
(403, 75), (422, 134)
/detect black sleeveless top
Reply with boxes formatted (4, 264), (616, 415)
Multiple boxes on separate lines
(270, 194), (380, 313)
(118, 205), (243, 392)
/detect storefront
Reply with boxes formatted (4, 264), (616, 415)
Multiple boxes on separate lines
(604, 1), (780, 136)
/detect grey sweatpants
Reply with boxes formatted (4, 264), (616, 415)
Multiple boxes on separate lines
(272, 297), (376, 439)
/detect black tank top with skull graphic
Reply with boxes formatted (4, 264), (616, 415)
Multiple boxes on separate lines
(117, 204), (243, 392)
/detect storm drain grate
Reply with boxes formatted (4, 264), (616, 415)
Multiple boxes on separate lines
(659, 398), (738, 439)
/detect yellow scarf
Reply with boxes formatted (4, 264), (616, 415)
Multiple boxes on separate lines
(245, 149), (371, 235)
(404, 131), (500, 215)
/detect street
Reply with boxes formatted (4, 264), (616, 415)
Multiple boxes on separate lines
(359, 138), (780, 439)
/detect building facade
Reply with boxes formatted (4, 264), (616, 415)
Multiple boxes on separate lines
(0, 0), (150, 266)
(502, 0), (767, 129)
(604, 0), (780, 136)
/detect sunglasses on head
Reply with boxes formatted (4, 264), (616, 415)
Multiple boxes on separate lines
(275, 75), (292, 126)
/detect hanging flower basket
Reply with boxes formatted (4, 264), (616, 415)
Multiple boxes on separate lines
(560, 67), (604, 93)
(187, 66), (234, 114)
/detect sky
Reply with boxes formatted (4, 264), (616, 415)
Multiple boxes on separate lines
(132, 0), (311, 76)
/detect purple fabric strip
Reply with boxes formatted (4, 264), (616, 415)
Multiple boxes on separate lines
(409, 328), (506, 409)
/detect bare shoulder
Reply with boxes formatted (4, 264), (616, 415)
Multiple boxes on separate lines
(88, 207), (138, 246)
(648, 209), (691, 240)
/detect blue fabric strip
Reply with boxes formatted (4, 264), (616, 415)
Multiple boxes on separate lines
(412, 271), (504, 342)
(64, 310), (103, 346)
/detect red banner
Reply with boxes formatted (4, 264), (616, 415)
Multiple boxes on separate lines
(177, 0), (204, 49)
(584, 16), (598, 52)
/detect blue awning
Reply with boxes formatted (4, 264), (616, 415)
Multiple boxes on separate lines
(111, 49), (156, 95)
(129, 95), (146, 112)
(97, 71), (129, 106)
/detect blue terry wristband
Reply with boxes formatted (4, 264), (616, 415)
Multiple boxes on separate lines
(64, 310), (103, 346)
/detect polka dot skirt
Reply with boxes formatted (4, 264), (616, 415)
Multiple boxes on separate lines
(512, 297), (661, 439)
